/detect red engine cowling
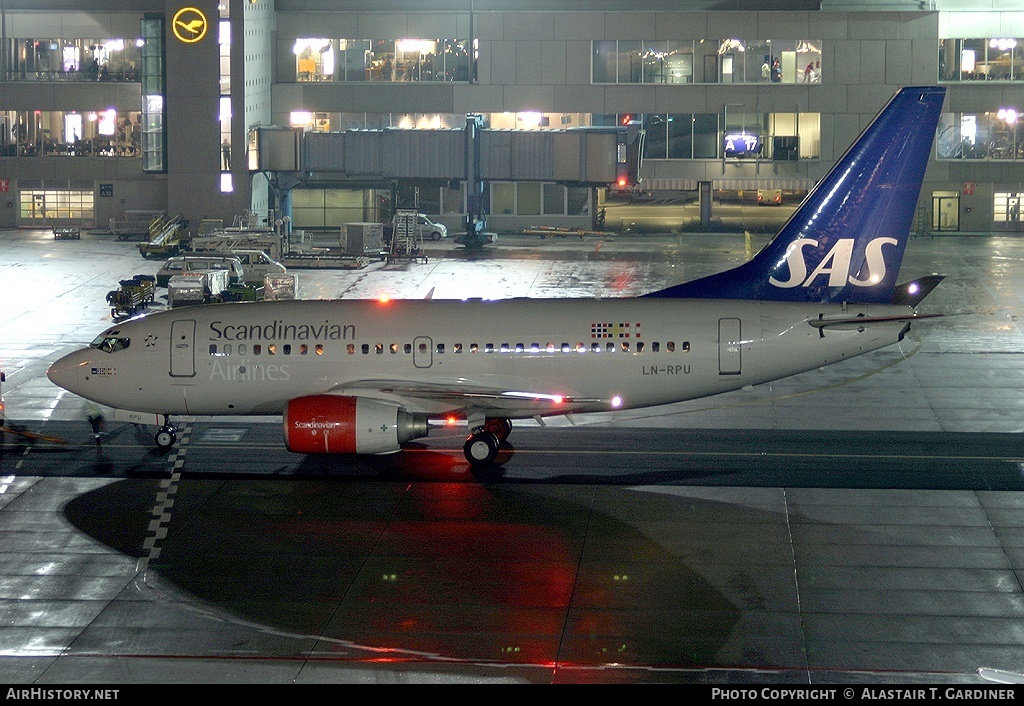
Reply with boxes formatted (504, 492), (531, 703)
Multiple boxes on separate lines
(284, 395), (430, 455)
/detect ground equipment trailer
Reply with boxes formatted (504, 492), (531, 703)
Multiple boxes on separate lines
(106, 274), (156, 319)
(138, 214), (189, 259)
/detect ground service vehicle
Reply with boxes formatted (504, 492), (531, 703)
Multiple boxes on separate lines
(106, 275), (156, 319)
(156, 255), (244, 288)
(384, 212), (448, 244)
(414, 213), (448, 240)
(224, 250), (287, 285)
(190, 234), (284, 260)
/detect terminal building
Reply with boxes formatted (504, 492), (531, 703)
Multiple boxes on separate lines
(0, 0), (1020, 236)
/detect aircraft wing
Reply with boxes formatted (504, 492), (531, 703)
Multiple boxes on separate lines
(325, 377), (602, 417)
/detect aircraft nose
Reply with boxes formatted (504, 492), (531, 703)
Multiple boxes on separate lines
(47, 351), (88, 394)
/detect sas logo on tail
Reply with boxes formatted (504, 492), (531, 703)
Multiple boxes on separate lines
(769, 237), (897, 289)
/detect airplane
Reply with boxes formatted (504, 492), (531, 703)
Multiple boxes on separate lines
(48, 85), (946, 468)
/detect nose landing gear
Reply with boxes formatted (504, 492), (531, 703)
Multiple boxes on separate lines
(154, 415), (177, 449)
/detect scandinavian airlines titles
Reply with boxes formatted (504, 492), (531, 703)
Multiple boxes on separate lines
(208, 319), (355, 341)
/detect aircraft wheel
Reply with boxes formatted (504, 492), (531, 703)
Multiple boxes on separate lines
(464, 431), (500, 467)
(484, 417), (513, 441)
(155, 426), (177, 449)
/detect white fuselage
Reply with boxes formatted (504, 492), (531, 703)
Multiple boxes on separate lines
(49, 297), (912, 420)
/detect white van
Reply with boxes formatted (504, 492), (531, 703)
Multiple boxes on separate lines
(156, 254), (244, 287)
(225, 250), (287, 285)
(415, 214), (448, 240)
(386, 212), (449, 246)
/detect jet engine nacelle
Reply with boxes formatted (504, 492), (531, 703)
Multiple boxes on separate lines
(284, 395), (430, 455)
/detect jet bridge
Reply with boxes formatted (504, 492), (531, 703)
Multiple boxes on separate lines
(293, 121), (639, 185)
(255, 118), (643, 247)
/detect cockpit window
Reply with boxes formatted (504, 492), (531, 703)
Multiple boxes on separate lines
(90, 332), (131, 353)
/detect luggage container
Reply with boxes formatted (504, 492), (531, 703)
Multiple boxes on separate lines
(340, 222), (387, 259)
(264, 273), (297, 301)
(167, 270), (230, 307)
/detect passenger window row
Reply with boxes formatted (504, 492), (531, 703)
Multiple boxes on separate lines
(210, 340), (693, 357)
(345, 341), (692, 354)
(209, 343), (324, 356)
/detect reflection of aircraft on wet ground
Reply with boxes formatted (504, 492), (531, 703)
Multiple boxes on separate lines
(49, 87), (946, 467)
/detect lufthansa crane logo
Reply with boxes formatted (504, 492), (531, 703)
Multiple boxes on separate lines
(172, 7), (208, 44)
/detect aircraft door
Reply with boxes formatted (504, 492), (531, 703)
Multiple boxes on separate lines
(413, 336), (433, 368)
(170, 319), (197, 377)
(719, 318), (742, 375)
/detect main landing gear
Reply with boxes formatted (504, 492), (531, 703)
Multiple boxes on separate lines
(463, 417), (512, 467)
(154, 416), (177, 449)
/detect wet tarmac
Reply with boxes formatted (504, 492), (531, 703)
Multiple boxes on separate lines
(3, 228), (1024, 685)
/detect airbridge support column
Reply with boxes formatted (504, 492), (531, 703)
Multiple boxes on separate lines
(278, 189), (292, 235)
(270, 172), (304, 243)
(462, 114), (487, 249)
(699, 181), (712, 229)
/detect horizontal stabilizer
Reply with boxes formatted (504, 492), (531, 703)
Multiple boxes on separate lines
(809, 312), (942, 331)
(891, 274), (944, 307)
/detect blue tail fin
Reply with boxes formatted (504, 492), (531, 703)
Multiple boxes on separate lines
(646, 86), (945, 303)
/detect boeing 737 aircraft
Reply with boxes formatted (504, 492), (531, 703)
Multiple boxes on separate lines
(48, 86), (946, 467)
